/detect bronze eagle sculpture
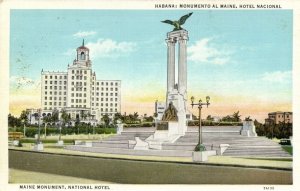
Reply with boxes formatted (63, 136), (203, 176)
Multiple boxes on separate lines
(161, 12), (193, 31)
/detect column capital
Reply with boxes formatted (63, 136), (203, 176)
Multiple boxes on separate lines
(165, 37), (176, 44)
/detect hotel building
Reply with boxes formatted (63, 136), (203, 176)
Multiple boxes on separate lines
(38, 40), (121, 124)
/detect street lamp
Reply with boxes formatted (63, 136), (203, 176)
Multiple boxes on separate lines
(37, 109), (42, 144)
(58, 120), (62, 141)
(191, 96), (210, 151)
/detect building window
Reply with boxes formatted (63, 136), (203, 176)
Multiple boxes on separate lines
(45, 76), (48, 79)
(115, 93), (118, 96)
(115, 88), (118, 91)
(45, 97), (47, 100)
(44, 102), (47, 105)
(115, 82), (118, 86)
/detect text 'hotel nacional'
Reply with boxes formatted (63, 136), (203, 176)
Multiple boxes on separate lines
(40, 41), (121, 123)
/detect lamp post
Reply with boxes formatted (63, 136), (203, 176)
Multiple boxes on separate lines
(59, 121), (62, 141)
(37, 109), (41, 144)
(191, 96), (210, 151)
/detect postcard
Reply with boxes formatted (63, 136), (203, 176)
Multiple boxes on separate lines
(0, 0), (299, 191)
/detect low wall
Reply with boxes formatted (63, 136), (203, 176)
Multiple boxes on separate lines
(9, 149), (292, 184)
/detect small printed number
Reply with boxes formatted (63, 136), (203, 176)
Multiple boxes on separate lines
(263, 186), (274, 190)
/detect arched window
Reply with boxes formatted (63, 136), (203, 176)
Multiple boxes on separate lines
(80, 52), (85, 60)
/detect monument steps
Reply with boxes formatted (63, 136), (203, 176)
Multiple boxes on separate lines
(66, 145), (193, 157)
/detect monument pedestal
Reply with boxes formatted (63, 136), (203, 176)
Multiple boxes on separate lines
(33, 143), (44, 151)
(57, 140), (64, 145)
(240, 121), (257, 137)
(117, 123), (123, 135)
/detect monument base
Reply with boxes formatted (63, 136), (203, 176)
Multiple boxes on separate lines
(133, 137), (149, 150)
(33, 143), (44, 151)
(57, 140), (64, 145)
(240, 121), (257, 137)
(13, 140), (19, 146)
(192, 151), (216, 162)
(117, 123), (123, 135)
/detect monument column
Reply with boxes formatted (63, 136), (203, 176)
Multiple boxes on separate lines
(166, 38), (176, 94)
(178, 34), (188, 96)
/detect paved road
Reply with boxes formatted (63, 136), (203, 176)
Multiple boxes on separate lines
(9, 149), (292, 184)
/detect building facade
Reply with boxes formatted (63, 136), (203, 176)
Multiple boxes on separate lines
(265, 111), (293, 125)
(40, 41), (121, 124)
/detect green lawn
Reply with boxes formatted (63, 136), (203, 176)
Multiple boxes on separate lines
(282, 146), (293, 155)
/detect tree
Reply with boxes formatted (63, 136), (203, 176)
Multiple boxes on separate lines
(51, 109), (59, 125)
(232, 111), (241, 122)
(206, 115), (213, 121)
(113, 112), (123, 124)
(61, 109), (70, 126)
(133, 112), (139, 120)
(102, 114), (110, 127)
(43, 113), (52, 138)
(8, 114), (21, 128)
(19, 110), (29, 125)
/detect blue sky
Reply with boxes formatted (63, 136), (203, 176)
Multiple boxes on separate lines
(10, 10), (292, 121)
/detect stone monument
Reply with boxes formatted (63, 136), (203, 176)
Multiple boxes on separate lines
(149, 13), (192, 145)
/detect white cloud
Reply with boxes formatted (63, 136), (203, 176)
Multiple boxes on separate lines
(10, 76), (40, 90)
(86, 39), (137, 59)
(262, 70), (292, 83)
(188, 38), (233, 65)
(73, 31), (96, 38)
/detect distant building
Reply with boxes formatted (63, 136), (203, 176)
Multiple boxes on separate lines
(28, 40), (121, 125)
(265, 111), (293, 125)
(26, 108), (40, 125)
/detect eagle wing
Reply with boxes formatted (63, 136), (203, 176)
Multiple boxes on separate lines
(179, 12), (193, 25)
(161, 20), (175, 25)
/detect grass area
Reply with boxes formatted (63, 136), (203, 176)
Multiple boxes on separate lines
(13, 134), (114, 144)
(282, 146), (293, 155)
(9, 168), (112, 184)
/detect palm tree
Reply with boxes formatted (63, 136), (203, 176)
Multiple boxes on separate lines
(61, 109), (70, 127)
(232, 111), (241, 122)
(43, 113), (52, 139)
(133, 112), (139, 120)
(19, 110), (29, 137)
(102, 114), (110, 127)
